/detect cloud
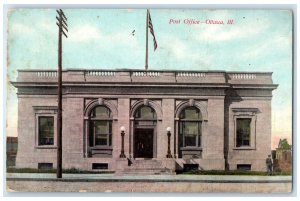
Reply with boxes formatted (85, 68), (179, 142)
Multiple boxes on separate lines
(9, 23), (32, 34)
(240, 33), (292, 59)
(199, 24), (262, 42)
(159, 34), (213, 68)
(9, 19), (57, 37)
(39, 20), (56, 34)
(241, 39), (270, 58)
(199, 25), (237, 42)
(106, 31), (139, 48)
(67, 24), (139, 51)
(68, 24), (101, 42)
(162, 36), (188, 59)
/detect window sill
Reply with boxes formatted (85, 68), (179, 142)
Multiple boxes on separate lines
(89, 146), (113, 158)
(180, 147), (202, 151)
(35, 146), (57, 149)
(90, 146), (113, 150)
(233, 147), (256, 150)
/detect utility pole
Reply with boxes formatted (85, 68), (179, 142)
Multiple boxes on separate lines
(56, 9), (68, 178)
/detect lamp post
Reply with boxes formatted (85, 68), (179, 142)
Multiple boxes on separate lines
(166, 127), (172, 158)
(120, 126), (126, 158)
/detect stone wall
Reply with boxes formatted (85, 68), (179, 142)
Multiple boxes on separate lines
(227, 98), (272, 171)
(16, 96), (58, 169)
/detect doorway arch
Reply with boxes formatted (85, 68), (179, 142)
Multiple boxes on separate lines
(129, 100), (162, 158)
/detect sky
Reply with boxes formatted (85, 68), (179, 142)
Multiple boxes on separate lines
(6, 9), (293, 149)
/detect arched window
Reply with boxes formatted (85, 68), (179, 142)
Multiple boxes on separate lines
(89, 106), (112, 147)
(134, 106), (157, 119)
(179, 106), (202, 148)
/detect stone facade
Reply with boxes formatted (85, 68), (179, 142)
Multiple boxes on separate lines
(12, 69), (277, 172)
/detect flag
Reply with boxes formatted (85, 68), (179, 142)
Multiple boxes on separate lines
(148, 11), (158, 51)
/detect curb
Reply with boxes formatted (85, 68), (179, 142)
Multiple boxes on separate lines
(6, 177), (293, 183)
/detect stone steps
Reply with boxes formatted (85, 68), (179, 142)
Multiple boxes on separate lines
(130, 160), (162, 168)
(119, 159), (176, 175)
(119, 168), (175, 175)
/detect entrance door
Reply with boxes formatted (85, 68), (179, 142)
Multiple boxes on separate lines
(134, 128), (153, 158)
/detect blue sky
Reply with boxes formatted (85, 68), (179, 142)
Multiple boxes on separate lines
(6, 9), (292, 148)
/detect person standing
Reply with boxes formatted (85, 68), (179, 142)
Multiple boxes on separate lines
(266, 154), (273, 175)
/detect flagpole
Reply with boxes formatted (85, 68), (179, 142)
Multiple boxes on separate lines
(145, 9), (149, 71)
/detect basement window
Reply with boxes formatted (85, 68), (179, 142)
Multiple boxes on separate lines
(38, 163), (53, 170)
(92, 163), (108, 170)
(183, 164), (199, 171)
(237, 164), (251, 171)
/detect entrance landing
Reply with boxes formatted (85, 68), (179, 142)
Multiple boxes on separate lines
(117, 159), (176, 175)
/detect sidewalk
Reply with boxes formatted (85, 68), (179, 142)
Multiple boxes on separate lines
(6, 173), (292, 183)
(6, 173), (292, 192)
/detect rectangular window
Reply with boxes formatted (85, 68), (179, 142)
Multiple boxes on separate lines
(38, 163), (53, 170)
(237, 164), (251, 171)
(184, 122), (199, 135)
(183, 164), (199, 171)
(184, 135), (197, 146)
(92, 163), (108, 170)
(38, 116), (54, 146)
(95, 134), (108, 146)
(179, 121), (201, 147)
(91, 121), (112, 146)
(236, 118), (251, 147)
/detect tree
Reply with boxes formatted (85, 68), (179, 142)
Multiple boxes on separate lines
(278, 139), (291, 150)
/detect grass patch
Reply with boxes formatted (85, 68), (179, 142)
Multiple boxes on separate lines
(7, 167), (114, 174)
(177, 170), (292, 176)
